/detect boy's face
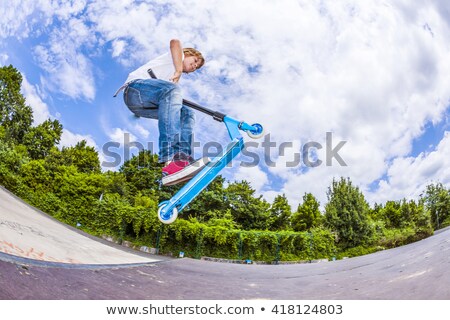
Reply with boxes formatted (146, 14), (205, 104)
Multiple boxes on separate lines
(183, 55), (201, 73)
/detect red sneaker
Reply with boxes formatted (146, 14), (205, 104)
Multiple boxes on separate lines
(162, 153), (210, 186)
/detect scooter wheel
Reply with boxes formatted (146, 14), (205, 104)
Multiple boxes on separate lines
(158, 201), (178, 224)
(247, 123), (264, 139)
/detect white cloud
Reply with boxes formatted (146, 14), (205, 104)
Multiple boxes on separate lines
(20, 74), (51, 125)
(369, 131), (450, 203)
(108, 127), (135, 145)
(32, 21), (96, 101)
(132, 123), (150, 139)
(233, 165), (268, 195)
(194, 1), (450, 206)
(97, 0), (449, 206)
(0, 0), (88, 39)
(60, 129), (97, 149)
(111, 39), (126, 58)
(0, 0), (39, 39)
(0, 53), (8, 65)
(0, 1), (96, 101)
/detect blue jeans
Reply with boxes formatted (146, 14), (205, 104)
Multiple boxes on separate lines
(123, 79), (195, 163)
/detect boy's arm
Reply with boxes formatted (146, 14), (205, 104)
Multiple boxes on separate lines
(169, 39), (183, 83)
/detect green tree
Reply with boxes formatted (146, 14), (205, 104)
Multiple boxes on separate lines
(120, 149), (161, 197)
(206, 210), (238, 229)
(22, 119), (63, 159)
(225, 180), (270, 230)
(380, 200), (402, 228)
(0, 138), (28, 191)
(48, 165), (108, 226)
(422, 183), (450, 229)
(0, 65), (33, 143)
(291, 193), (322, 231)
(183, 175), (227, 222)
(268, 194), (292, 231)
(400, 199), (432, 237)
(19, 159), (52, 193)
(60, 140), (101, 173)
(324, 177), (373, 248)
(103, 171), (129, 196)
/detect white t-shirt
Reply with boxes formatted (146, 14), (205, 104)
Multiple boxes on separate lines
(114, 51), (183, 96)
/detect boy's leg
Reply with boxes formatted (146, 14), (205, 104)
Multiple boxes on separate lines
(157, 83), (183, 163)
(161, 105), (211, 186)
(178, 105), (195, 156)
(124, 79), (183, 163)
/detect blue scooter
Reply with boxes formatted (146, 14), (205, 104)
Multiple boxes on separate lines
(152, 73), (264, 224)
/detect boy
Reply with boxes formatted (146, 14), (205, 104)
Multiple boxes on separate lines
(114, 39), (208, 186)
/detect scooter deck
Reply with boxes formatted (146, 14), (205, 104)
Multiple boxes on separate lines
(158, 137), (244, 223)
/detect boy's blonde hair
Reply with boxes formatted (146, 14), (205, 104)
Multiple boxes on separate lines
(183, 48), (205, 69)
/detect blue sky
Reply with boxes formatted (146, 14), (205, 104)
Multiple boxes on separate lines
(1, 0), (449, 207)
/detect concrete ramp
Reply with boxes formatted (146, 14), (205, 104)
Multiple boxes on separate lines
(0, 186), (158, 265)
